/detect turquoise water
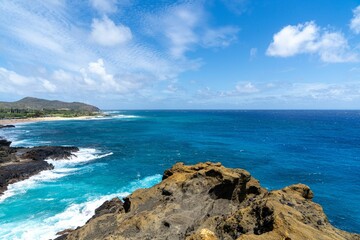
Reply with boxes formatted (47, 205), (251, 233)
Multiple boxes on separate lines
(0, 110), (359, 239)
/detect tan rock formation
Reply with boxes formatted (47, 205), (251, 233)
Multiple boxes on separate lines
(58, 162), (360, 240)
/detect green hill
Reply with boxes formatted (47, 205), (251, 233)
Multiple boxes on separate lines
(0, 97), (100, 118)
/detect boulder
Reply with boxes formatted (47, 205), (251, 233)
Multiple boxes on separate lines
(0, 139), (11, 147)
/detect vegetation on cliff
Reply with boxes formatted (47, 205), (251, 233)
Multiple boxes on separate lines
(0, 97), (100, 119)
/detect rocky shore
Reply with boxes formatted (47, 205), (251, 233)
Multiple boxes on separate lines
(57, 162), (360, 240)
(0, 137), (79, 195)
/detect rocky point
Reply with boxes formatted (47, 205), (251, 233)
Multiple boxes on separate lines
(0, 138), (79, 194)
(57, 162), (360, 240)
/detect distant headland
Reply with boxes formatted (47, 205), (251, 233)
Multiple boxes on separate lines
(0, 97), (101, 125)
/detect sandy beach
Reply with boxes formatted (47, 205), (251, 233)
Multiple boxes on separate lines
(0, 116), (100, 125)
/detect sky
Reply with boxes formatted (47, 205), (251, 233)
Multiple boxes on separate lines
(1, 0), (360, 109)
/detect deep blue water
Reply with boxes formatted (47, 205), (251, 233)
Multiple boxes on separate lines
(0, 110), (359, 239)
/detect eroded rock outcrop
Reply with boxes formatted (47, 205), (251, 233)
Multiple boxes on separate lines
(58, 162), (360, 240)
(0, 139), (79, 194)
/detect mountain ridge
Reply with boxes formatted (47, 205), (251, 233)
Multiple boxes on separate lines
(0, 97), (100, 112)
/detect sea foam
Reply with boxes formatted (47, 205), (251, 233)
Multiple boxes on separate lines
(86, 114), (141, 120)
(0, 148), (113, 203)
(0, 174), (161, 240)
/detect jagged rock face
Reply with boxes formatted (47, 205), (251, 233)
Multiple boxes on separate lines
(60, 162), (360, 240)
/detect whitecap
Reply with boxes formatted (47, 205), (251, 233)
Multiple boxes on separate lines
(0, 174), (162, 240)
(112, 114), (140, 119)
(0, 148), (113, 203)
(83, 114), (141, 121)
(47, 148), (113, 168)
(0, 169), (67, 202)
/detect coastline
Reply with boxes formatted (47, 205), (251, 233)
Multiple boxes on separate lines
(0, 115), (101, 125)
(0, 137), (79, 196)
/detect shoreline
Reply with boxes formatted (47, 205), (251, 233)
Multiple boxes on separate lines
(0, 115), (102, 125)
(0, 137), (80, 196)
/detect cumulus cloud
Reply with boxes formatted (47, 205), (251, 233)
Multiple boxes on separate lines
(81, 58), (142, 93)
(0, 1), (241, 106)
(266, 21), (357, 62)
(350, 6), (360, 34)
(91, 16), (132, 46)
(267, 22), (318, 57)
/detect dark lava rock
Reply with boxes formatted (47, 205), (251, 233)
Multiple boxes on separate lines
(0, 139), (11, 147)
(0, 138), (79, 195)
(20, 146), (79, 161)
(0, 160), (53, 193)
(0, 125), (15, 129)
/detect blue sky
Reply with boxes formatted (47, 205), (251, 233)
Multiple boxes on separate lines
(1, 0), (360, 109)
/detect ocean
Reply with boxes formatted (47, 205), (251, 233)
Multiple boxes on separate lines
(0, 110), (359, 239)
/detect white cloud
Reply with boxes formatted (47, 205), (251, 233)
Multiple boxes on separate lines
(0, 1), (97, 71)
(42, 79), (57, 92)
(0, 67), (30, 86)
(152, 3), (238, 59)
(90, 0), (117, 14)
(0, 67), (58, 94)
(235, 82), (259, 93)
(91, 16), (132, 46)
(267, 22), (318, 57)
(193, 81), (360, 108)
(266, 21), (357, 62)
(249, 47), (257, 60)
(81, 58), (141, 93)
(86, 59), (121, 90)
(288, 83), (360, 101)
(52, 69), (74, 82)
(0, 1), (241, 105)
(163, 5), (200, 58)
(202, 26), (239, 48)
(350, 5), (360, 34)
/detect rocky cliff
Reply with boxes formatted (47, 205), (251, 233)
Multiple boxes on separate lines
(57, 162), (360, 240)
